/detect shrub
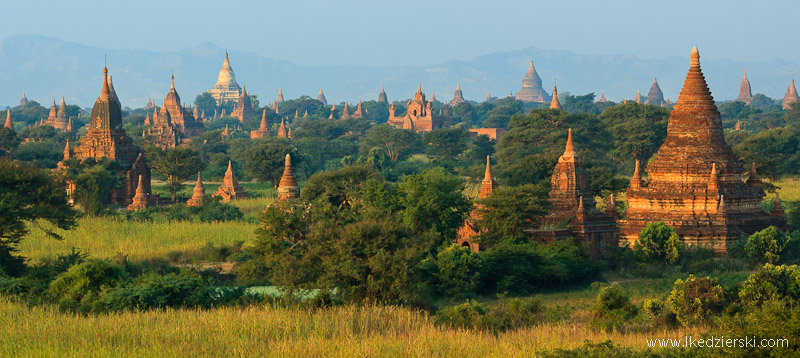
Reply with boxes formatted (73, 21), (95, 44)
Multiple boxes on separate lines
(744, 226), (790, 264)
(592, 283), (638, 331)
(197, 200), (243, 222)
(435, 244), (484, 297)
(633, 222), (682, 264)
(739, 263), (800, 307)
(667, 275), (724, 327)
(47, 259), (126, 312)
(434, 297), (543, 333)
(100, 271), (245, 311)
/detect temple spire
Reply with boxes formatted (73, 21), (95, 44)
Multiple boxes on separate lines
(747, 162), (761, 187)
(484, 155), (492, 181)
(63, 138), (72, 160)
(100, 65), (111, 101)
(630, 159), (642, 189)
(736, 69), (753, 104)
(187, 172), (208, 207)
(772, 192), (784, 217)
(3, 110), (12, 130)
(276, 153), (300, 202)
(260, 109), (268, 130)
(550, 83), (562, 110)
(563, 128), (576, 158)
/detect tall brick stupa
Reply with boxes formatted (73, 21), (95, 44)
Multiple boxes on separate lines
(621, 47), (785, 253)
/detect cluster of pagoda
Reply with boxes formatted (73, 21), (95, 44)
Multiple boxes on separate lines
(457, 48), (786, 255)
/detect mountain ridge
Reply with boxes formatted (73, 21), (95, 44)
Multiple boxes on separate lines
(1, 35), (797, 108)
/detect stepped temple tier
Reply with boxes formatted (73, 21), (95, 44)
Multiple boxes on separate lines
(276, 154), (300, 203)
(213, 161), (249, 201)
(533, 129), (618, 255)
(386, 84), (450, 133)
(208, 51), (241, 105)
(736, 70), (752, 104)
(620, 47), (785, 253)
(515, 61), (549, 103)
(63, 65), (155, 207)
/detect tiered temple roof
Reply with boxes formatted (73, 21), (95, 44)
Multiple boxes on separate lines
(515, 61), (549, 103)
(645, 77), (665, 105)
(208, 52), (241, 105)
(378, 86), (388, 103)
(621, 47), (785, 253)
(736, 70), (753, 104)
(317, 88), (327, 105)
(69, 65), (151, 206)
(538, 128), (619, 254)
(187, 172), (208, 207)
(386, 84), (450, 133)
(783, 79), (799, 110)
(550, 84), (562, 110)
(450, 83), (465, 106)
(276, 154), (300, 203)
(597, 91), (607, 103)
(250, 109), (270, 139)
(212, 161), (248, 201)
(231, 84), (256, 122)
(455, 156), (497, 252)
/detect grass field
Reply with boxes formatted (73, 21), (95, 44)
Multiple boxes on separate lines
(0, 297), (700, 357)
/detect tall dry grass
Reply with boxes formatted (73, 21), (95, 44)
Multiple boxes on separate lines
(0, 297), (699, 357)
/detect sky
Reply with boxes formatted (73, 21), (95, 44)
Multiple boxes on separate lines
(1, 0), (797, 67)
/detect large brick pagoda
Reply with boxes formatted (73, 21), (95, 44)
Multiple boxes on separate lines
(621, 47), (785, 253)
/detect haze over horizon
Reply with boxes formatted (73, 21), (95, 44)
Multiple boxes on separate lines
(2, 0), (798, 66)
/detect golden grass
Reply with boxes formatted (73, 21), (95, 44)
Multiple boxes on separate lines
(0, 297), (699, 358)
(17, 217), (258, 263)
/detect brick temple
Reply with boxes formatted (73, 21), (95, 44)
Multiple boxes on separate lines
(386, 84), (450, 133)
(515, 61), (549, 103)
(455, 156), (497, 252)
(621, 47), (785, 253)
(534, 129), (619, 254)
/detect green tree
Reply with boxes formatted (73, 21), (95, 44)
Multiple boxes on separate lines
(424, 127), (469, 163)
(745, 226), (790, 264)
(667, 275), (724, 327)
(194, 92), (217, 116)
(359, 124), (424, 161)
(243, 140), (298, 188)
(62, 158), (125, 215)
(300, 166), (382, 208)
(739, 263), (800, 307)
(0, 128), (21, 157)
(475, 184), (550, 246)
(599, 102), (669, 171)
(0, 159), (78, 275)
(735, 127), (800, 178)
(435, 244), (484, 297)
(398, 168), (471, 241)
(146, 146), (206, 201)
(633, 221), (682, 264)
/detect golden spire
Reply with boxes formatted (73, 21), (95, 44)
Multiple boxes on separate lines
(690, 46), (700, 68)
(63, 138), (72, 160)
(630, 159), (642, 189)
(563, 128), (576, 157)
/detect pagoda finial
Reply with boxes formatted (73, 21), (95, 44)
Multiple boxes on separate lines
(417, 83), (422, 93)
(63, 138), (71, 160)
(690, 46), (700, 67)
(747, 162), (762, 187)
(100, 63), (111, 100)
(170, 74), (175, 89)
(226, 160), (233, 174)
(718, 194), (726, 214)
(631, 159), (642, 189)
(260, 109), (268, 130)
(550, 83), (561, 110)
(563, 128), (576, 157)
(484, 155), (492, 181)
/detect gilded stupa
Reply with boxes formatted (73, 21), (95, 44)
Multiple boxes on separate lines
(208, 51), (242, 105)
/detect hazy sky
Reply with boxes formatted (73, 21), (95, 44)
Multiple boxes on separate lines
(1, 0), (797, 66)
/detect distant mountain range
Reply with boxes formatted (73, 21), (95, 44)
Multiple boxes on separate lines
(1, 35), (798, 109)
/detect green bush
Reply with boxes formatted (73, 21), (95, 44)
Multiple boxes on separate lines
(47, 259), (127, 312)
(99, 271), (245, 311)
(739, 263), (800, 307)
(667, 275), (724, 327)
(435, 244), (484, 297)
(197, 200), (243, 222)
(744, 226), (790, 264)
(633, 222), (682, 264)
(434, 297), (543, 333)
(592, 283), (638, 331)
